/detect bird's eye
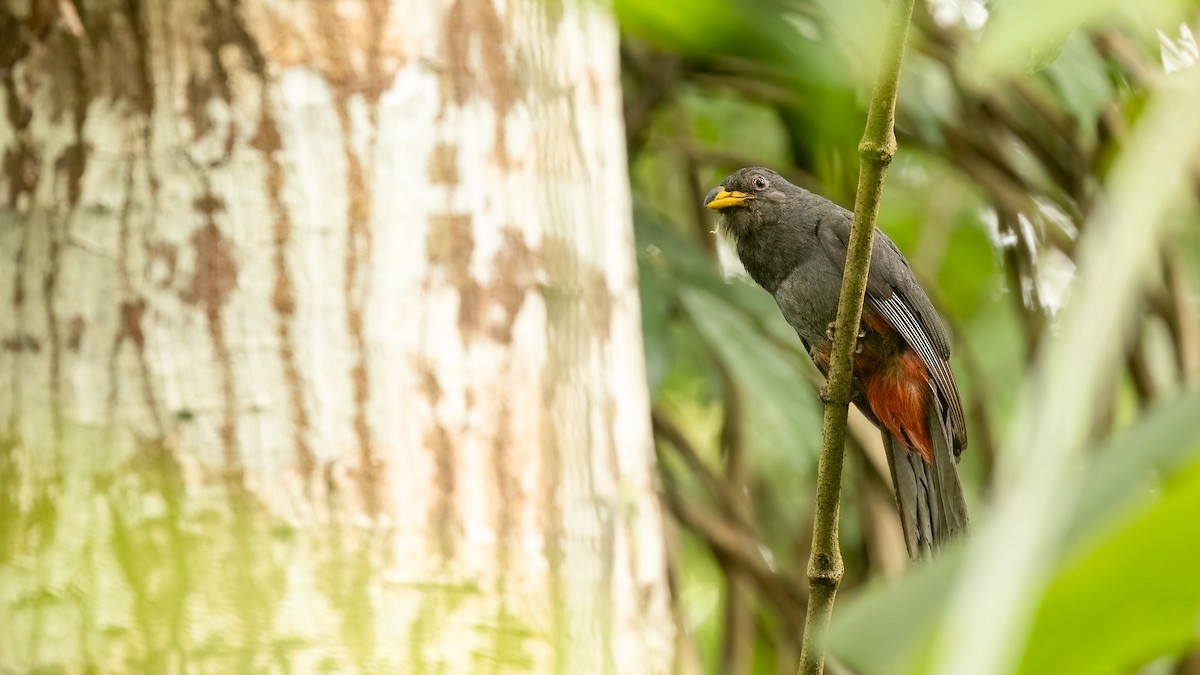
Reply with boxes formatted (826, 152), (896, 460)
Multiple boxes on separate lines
(753, 176), (768, 190)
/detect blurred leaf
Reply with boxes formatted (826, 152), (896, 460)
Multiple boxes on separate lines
(614, 0), (844, 84)
(876, 159), (999, 320)
(1068, 384), (1200, 541)
(639, 243), (675, 394)
(899, 55), (960, 147)
(680, 287), (821, 493)
(636, 199), (822, 542)
(679, 528), (728, 668)
(825, 545), (966, 675)
(969, 0), (1187, 77)
(1027, 34), (1069, 75)
(1042, 32), (1112, 129)
(633, 201), (800, 342)
(682, 87), (791, 167)
(826, 384), (1200, 674)
(1018, 458), (1200, 674)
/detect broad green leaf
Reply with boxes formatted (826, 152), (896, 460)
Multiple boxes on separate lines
(1018, 458), (1200, 674)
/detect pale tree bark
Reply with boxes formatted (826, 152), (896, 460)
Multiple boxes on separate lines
(0, 1), (673, 672)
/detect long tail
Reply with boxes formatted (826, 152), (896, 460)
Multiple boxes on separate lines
(883, 398), (969, 560)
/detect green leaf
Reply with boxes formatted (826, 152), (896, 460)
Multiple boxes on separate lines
(638, 244), (675, 395)
(1018, 458), (1200, 674)
(825, 385), (1200, 674)
(969, 0), (1187, 79)
(1042, 32), (1113, 128)
(680, 287), (822, 512)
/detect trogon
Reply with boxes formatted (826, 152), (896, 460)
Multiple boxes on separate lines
(705, 167), (968, 560)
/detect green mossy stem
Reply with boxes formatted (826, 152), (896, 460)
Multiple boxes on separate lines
(795, 0), (917, 673)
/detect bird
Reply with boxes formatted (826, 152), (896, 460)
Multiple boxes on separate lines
(705, 166), (968, 560)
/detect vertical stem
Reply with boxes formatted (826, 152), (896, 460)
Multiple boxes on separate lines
(795, 0), (918, 673)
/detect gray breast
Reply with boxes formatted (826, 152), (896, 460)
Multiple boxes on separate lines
(773, 256), (844, 346)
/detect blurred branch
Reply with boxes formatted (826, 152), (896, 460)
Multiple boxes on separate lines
(716, 364), (755, 675)
(663, 516), (706, 675)
(852, 440), (908, 578)
(622, 43), (682, 158)
(1088, 32), (1200, 387)
(998, 207), (1047, 364)
(1092, 28), (1200, 204)
(798, 0), (918, 673)
(688, 71), (798, 104)
(918, 274), (1002, 491)
(1164, 243), (1200, 381)
(651, 408), (746, 524)
(651, 407), (808, 628)
(678, 110), (719, 256)
(952, 332), (1000, 490)
(1090, 29), (1158, 90)
(1127, 330), (1159, 405)
(1175, 649), (1200, 675)
(662, 482), (807, 626)
(684, 143), (823, 194)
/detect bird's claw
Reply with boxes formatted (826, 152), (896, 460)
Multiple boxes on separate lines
(825, 321), (869, 350)
(819, 385), (832, 403)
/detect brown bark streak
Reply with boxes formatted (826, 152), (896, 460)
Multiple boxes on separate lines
(253, 102), (317, 485)
(306, 0), (393, 516)
(441, 0), (519, 163)
(418, 361), (460, 560)
(341, 127), (379, 516)
(42, 213), (64, 465)
(188, 194), (240, 473)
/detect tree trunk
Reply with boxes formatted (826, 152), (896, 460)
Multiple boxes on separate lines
(0, 1), (673, 672)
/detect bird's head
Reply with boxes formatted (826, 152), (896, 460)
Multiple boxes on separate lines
(704, 167), (795, 242)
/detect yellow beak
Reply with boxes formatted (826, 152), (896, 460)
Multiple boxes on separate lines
(705, 189), (753, 210)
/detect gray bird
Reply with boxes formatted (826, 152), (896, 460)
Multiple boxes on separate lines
(706, 166), (968, 559)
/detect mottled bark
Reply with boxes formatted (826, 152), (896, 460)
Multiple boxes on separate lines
(0, 1), (672, 672)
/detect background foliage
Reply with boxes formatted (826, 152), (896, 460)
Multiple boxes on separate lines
(618, 0), (1200, 672)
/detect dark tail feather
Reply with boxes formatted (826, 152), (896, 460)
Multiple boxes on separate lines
(883, 400), (969, 560)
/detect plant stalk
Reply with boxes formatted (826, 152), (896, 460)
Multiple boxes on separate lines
(796, 0), (918, 672)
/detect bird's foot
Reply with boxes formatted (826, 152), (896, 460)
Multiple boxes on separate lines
(824, 321), (868, 353)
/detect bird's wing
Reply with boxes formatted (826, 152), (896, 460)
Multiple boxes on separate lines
(816, 211), (967, 452)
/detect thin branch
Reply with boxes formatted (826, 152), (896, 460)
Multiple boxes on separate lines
(797, 0), (917, 672)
